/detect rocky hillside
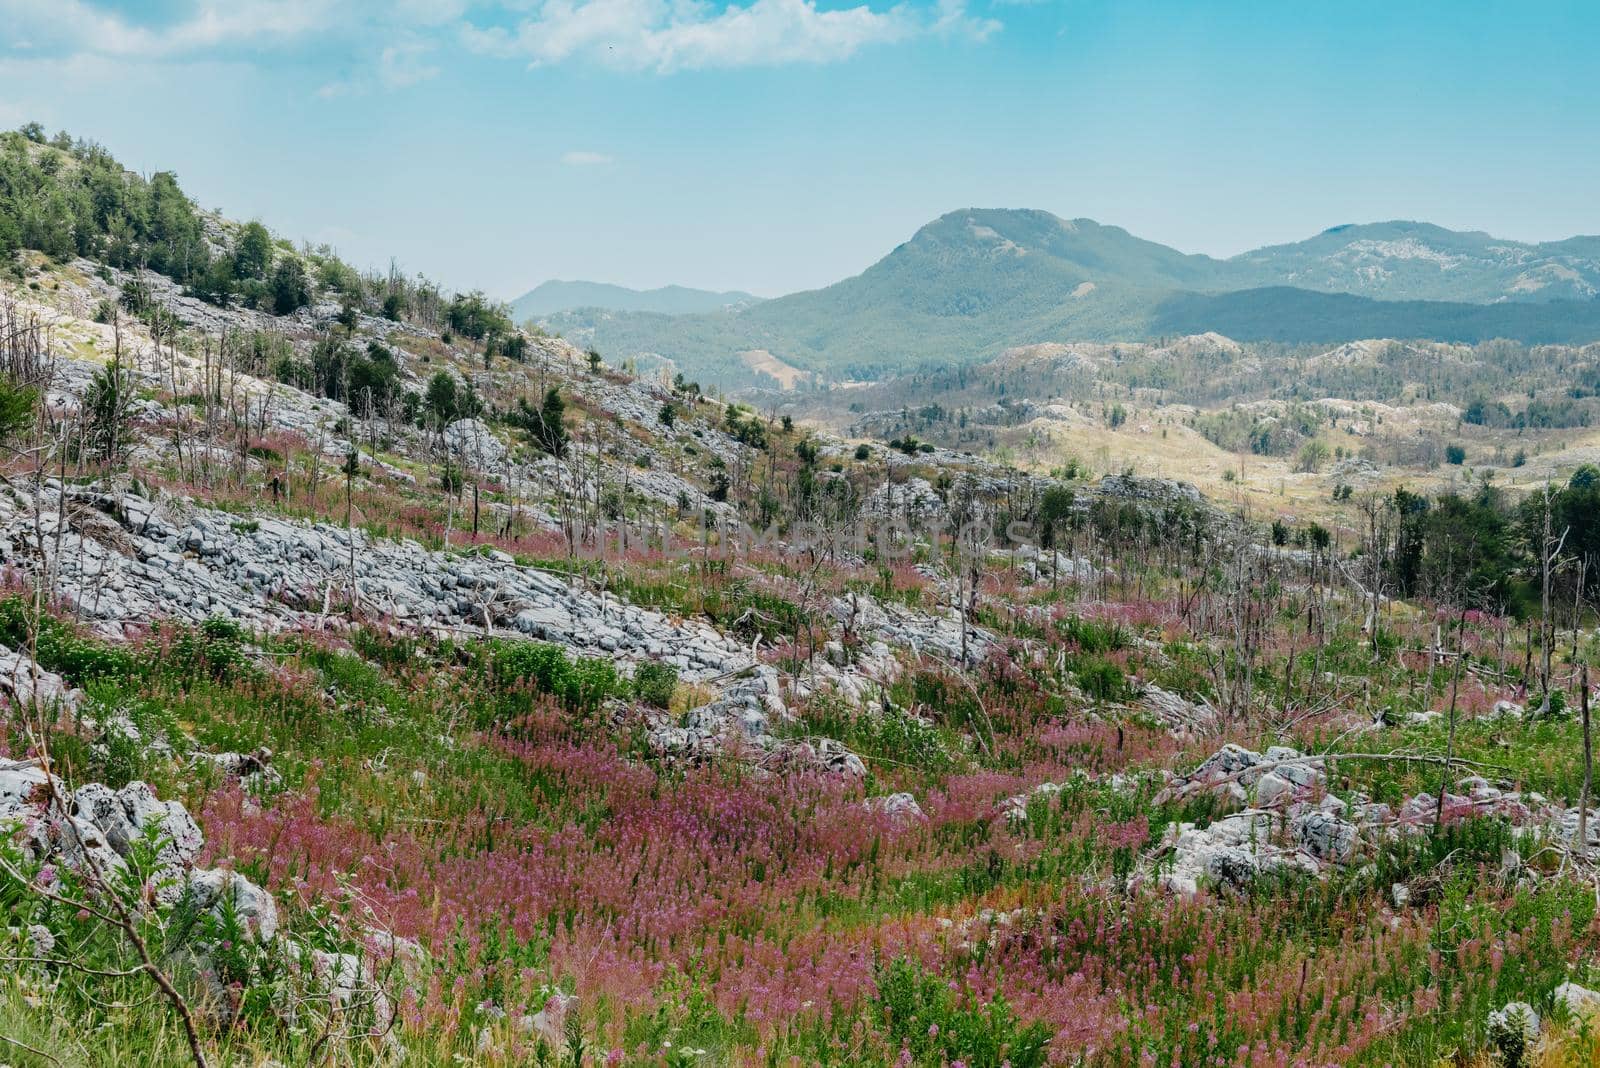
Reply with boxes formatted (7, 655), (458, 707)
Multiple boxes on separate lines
(1237, 220), (1600, 303)
(4, 126), (1600, 1067)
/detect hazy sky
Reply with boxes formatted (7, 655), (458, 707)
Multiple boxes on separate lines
(4, 1), (1599, 299)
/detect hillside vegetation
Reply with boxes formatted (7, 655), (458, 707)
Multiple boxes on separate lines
(2, 124), (1600, 1068)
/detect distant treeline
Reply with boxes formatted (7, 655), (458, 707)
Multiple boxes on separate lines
(1153, 286), (1600, 347)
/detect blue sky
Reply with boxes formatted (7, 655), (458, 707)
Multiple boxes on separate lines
(3, 1), (1598, 299)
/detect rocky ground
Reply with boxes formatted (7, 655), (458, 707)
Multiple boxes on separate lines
(3, 214), (1600, 1066)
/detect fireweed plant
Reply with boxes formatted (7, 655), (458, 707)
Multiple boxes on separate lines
(0, 595), (1598, 1066)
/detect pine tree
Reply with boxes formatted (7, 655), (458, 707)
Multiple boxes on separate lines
(84, 358), (133, 464)
(233, 221), (274, 279)
(269, 258), (310, 314)
(536, 387), (568, 458)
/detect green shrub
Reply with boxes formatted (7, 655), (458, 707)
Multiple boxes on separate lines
(791, 695), (950, 772)
(165, 617), (253, 684)
(493, 640), (569, 692)
(1075, 656), (1131, 702)
(490, 640), (629, 714)
(633, 662), (678, 708)
(0, 596), (141, 685)
(565, 657), (623, 712)
(1055, 615), (1128, 654)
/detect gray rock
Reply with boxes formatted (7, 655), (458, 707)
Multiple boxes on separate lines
(1293, 810), (1359, 863)
(1555, 982), (1600, 1019)
(117, 781), (205, 866)
(0, 760), (52, 817)
(306, 948), (396, 1034)
(866, 792), (926, 824)
(1486, 1001), (1540, 1055)
(1253, 772), (1298, 809)
(1140, 683), (1215, 732)
(181, 868), (280, 941)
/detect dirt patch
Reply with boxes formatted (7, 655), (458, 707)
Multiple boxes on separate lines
(740, 349), (811, 390)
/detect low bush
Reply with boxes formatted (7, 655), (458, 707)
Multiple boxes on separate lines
(488, 639), (629, 715)
(0, 595), (141, 684)
(632, 661), (678, 708)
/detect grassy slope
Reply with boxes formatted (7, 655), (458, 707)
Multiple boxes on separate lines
(5, 509), (1600, 1065)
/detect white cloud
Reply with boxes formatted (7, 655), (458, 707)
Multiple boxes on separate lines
(932, 0), (1000, 39)
(378, 40), (441, 88)
(0, 0), (337, 59)
(461, 0), (995, 73)
(317, 37), (440, 97)
(561, 150), (615, 165)
(4, 0), (450, 100)
(0, 0), (1000, 89)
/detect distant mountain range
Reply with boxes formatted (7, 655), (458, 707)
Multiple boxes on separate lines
(541, 210), (1600, 385)
(1234, 221), (1600, 302)
(509, 280), (761, 320)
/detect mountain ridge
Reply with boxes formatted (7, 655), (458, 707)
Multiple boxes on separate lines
(553, 208), (1600, 384)
(509, 279), (762, 319)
